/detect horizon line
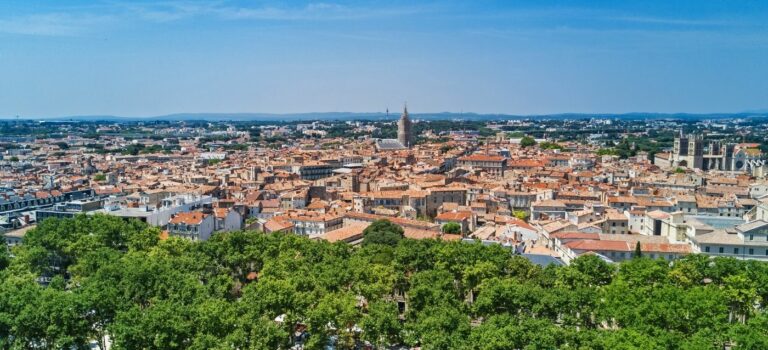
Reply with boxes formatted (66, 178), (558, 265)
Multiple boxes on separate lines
(1, 109), (767, 120)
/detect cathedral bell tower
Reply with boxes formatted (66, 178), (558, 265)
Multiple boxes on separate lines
(397, 104), (412, 149)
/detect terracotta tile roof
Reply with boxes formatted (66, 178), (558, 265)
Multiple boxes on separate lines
(459, 154), (505, 162)
(213, 208), (229, 219)
(565, 239), (631, 252)
(508, 160), (545, 168)
(34, 191), (51, 199)
(641, 242), (691, 254)
(344, 212), (439, 231)
(169, 211), (208, 225)
(320, 223), (369, 243)
(264, 219), (294, 232)
(435, 211), (472, 221)
(550, 231), (600, 240)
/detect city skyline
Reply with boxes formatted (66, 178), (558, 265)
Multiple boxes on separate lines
(1, 1), (767, 117)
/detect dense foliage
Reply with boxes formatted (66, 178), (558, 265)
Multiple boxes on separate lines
(362, 219), (404, 247)
(441, 222), (462, 235)
(519, 136), (536, 148)
(1, 215), (767, 349)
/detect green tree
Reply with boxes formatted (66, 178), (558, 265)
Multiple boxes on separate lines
(3, 214), (768, 349)
(634, 241), (643, 258)
(361, 301), (402, 348)
(363, 219), (404, 247)
(724, 274), (760, 324)
(539, 141), (564, 150)
(306, 292), (361, 349)
(404, 305), (470, 349)
(0, 246), (9, 271)
(520, 136), (536, 148)
(512, 210), (530, 222)
(441, 222), (462, 234)
(557, 254), (614, 288)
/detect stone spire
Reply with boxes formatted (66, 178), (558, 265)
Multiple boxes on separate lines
(397, 103), (412, 148)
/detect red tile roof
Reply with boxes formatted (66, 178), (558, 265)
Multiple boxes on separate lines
(459, 154), (505, 162)
(169, 211), (208, 225)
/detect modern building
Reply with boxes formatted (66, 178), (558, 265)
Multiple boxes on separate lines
(36, 199), (103, 221)
(95, 194), (213, 227)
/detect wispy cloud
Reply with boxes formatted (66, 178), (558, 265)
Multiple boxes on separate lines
(604, 15), (733, 27)
(117, 1), (428, 22)
(0, 1), (762, 37)
(0, 13), (113, 36)
(457, 6), (754, 30)
(0, 1), (430, 36)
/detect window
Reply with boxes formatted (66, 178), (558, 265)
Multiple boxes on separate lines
(749, 248), (754, 255)
(705, 246), (710, 253)
(734, 248), (739, 255)
(749, 234), (754, 241)
(719, 247), (724, 254)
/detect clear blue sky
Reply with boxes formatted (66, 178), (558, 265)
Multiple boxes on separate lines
(1, 0), (767, 117)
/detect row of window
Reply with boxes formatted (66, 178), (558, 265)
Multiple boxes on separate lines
(607, 251), (675, 260)
(704, 246), (768, 256)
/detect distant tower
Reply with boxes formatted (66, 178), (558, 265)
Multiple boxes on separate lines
(397, 104), (412, 148)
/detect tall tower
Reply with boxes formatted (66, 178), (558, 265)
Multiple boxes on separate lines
(688, 134), (704, 169)
(397, 104), (412, 148)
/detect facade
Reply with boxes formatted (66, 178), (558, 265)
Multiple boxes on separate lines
(660, 132), (765, 172)
(288, 214), (343, 237)
(213, 207), (243, 232)
(457, 154), (507, 176)
(36, 199), (103, 221)
(96, 194), (213, 227)
(435, 210), (475, 235)
(685, 219), (768, 261)
(292, 163), (337, 180)
(167, 211), (215, 241)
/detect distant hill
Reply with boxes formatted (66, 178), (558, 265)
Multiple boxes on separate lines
(3, 111), (768, 122)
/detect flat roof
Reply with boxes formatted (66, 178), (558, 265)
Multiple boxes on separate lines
(92, 208), (152, 218)
(687, 215), (745, 229)
(521, 253), (565, 267)
(3, 224), (36, 238)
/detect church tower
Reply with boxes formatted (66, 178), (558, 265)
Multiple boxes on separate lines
(397, 104), (412, 148)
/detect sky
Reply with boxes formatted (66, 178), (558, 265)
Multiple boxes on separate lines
(1, 0), (767, 117)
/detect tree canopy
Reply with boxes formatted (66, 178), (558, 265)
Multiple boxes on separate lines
(362, 219), (405, 247)
(519, 136), (536, 148)
(441, 222), (462, 234)
(1, 214), (767, 349)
